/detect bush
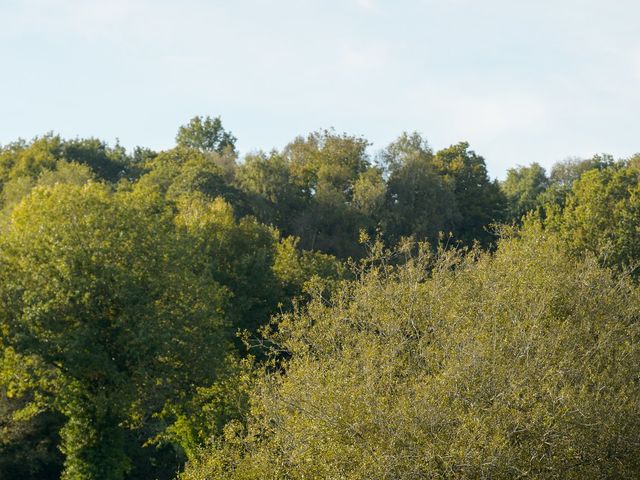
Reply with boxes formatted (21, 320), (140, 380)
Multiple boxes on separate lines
(183, 227), (640, 479)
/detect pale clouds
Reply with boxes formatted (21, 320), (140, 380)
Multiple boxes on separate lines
(1, 0), (639, 177)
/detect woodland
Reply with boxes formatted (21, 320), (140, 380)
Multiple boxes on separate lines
(1, 116), (639, 479)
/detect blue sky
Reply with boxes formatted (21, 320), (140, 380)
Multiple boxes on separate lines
(1, 0), (639, 178)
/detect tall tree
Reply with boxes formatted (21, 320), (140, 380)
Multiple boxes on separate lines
(136, 147), (249, 216)
(381, 132), (458, 244)
(541, 155), (614, 207)
(176, 116), (237, 155)
(501, 162), (549, 221)
(236, 151), (308, 227)
(281, 130), (374, 257)
(0, 183), (228, 480)
(434, 142), (505, 245)
(547, 161), (640, 270)
(174, 194), (282, 337)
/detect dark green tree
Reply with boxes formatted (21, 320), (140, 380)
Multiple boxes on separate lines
(434, 142), (506, 245)
(381, 133), (459, 244)
(61, 138), (134, 183)
(174, 194), (282, 336)
(0, 390), (64, 480)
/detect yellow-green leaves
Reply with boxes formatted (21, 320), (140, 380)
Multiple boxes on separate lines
(0, 183), (228, 480)
(184, 228), (640, 479)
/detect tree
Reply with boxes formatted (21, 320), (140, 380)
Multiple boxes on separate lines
(381, 133), (459, 244)
(272, 235), (344, 301)
(236, 151), (308, 228)
(1, 160), (94, 220)
(352, 167), (386, 218)
(282, 130), (373, 257)
(61, 138), (134, 183)
(0, 135), (61, 183)
(0, 390), (64, 480)
(237, 130), (376, 258)
(182, 227), (640, 479)
(176, 116), (237, 155)
(434, 142), (506, 245)
(501, 162), (549, 221)
(285, 129), (370, 196)
(174, 194), (282, 337)
(174, 193), (343, 340)
(0, 135), (137, 188)
(0, 183), (228, 480)
(136, 147), (249, 216)
(541, 155), (615, 207)
(547, 161), (640, 270)
(550, 154), (614, 189)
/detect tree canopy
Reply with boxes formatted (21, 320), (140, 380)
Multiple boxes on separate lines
(0, 183), (228, 479)
(182, 227), (640, 479)
(1, 117), (638, 480)
(176, 116), (237, 155)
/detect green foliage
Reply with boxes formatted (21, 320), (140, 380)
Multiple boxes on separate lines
(137, 147), (249, 216)
(352, 167), (386, 216)
(382, 133), (459, 244)
(61, 138), (135, 183)
(547, 161), (640, 269)
(285, 130), (370, 193)
(0, 183), (228, 479)
(156, 355), (255, 460)
(176, 116), (237, 154)
(236, 131), (506, 257)
(501, 162), (549, 220)
(174, 194), (281, 336)
(433, 141), (506, 245)
(183, 228), (640, 479)
(2, 120), (636, 480)
(272, 236), (344, 301)
(0, 135), (62, 181)
(540, 155), (614, 208)
(0, 135), (136, 188)
(236, 151), (307, 226)
(0, 389), (64, 479)
(281, 129), (374, 257)
(237, 130), (378, 258)
(1, 160), (95, 220)
(378, 134), (504, 248)
(550, 154), (614, 190)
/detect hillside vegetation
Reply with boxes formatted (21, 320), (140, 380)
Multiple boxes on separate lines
(1, 117), (639, 479)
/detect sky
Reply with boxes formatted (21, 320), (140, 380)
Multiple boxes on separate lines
(1, 0), (639, 178)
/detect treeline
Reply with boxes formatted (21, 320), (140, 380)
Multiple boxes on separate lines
(1, 117), (639, 479)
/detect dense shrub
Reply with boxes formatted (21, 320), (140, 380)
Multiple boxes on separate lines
(183, 227), (640, 479)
